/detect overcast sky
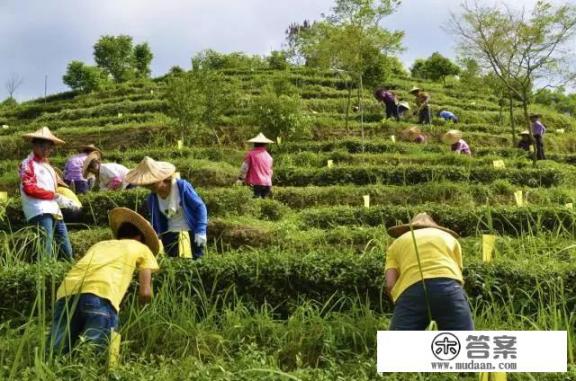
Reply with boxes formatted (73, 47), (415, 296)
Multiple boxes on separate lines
(0, 0), (563, 101)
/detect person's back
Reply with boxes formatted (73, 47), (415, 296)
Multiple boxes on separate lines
(245, 147), (273, 186)
(99, 163), (129, 190)
(57, 239), (157, 312)
(386, 227), (463, 302)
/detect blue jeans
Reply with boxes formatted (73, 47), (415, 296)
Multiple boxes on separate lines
(50, 293), (118, 355)
(390, 278), (474, 331)
(161, 231), (204, 259)
(30, 213), (73, 260)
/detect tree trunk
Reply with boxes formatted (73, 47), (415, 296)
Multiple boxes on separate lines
(521, 95), (537, 166)
(345, 82), (351, 132)
(358, 74), (365, 152)
(508, 94), (516, 146)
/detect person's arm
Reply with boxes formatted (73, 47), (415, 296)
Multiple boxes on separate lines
(138, 268), (153, 305)
(19, 160), (56, 199)
(238, 160), (249, 182)
(182, 181), (208, 235)
(385, 268), (399, 297)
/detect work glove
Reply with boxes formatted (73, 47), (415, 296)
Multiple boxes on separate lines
(194, 233), (207, 247)
(55, 194), (79, 211)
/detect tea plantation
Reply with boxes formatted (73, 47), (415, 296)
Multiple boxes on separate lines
(1, 68), (575, 380)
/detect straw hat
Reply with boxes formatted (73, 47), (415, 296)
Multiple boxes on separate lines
(79, 144), (102, 156)
(409, 87), (421, 94)
(22, 126), (65, 145)
(441, 129), (463, 145)
(247, 133), (274, 144)
(402, 126), (422, 138)
(124, 156), (176, 185)
(387, 213), (459, 238)
(520, 130), (530, 135)
(398, 101), (411, 110)
(82, 151), (101, 179)
(109, 207), (160, 255)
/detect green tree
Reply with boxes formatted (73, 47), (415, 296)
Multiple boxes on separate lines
(93, 35), (135, 82)
(267, 50), (289, 70)
(133, 43), (154, 78)
(449, 0), (576, 146)
(410, 52), (460, 83)
(164, 68), (238, 144)
(62, 61), (107, 92)
(192, 50), (266, 71)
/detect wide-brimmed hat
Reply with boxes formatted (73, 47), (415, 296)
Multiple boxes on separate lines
(125, 156), (176, 185)
(442, 129), (463, 145)
(109, 207), (160, 255)
(409, 87), (421, 94)
(402, 126), (422, 138)
(82, 151), (101, 179)
(79, 144), (102, 156)
(387, 212), (459, 238)
(22, 126), (65, 145)
(247, 133), (274, 144)
(398, 101), (411, 110)
(520, 130), (530, 135)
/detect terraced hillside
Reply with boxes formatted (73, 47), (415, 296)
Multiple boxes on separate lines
(1, 68), (575, 380)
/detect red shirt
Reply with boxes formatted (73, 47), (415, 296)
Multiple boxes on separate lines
(244, 147), (273, 186)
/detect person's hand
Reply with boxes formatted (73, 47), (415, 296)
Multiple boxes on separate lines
(55, 194), (76, 210)
(234, 179), (243, 186)
(194, 233), (207, 246)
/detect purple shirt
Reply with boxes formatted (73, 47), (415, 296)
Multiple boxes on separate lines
(531, 120), (546, 136)
(63, 153), (88, 182)
(451, 139), (471, 155)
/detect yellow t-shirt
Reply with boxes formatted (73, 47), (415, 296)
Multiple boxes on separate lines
(385, 228), (463, 302)
(57, 239), (160, 312)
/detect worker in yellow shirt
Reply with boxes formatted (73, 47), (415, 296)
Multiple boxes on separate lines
(50, 207), (160, 354)
(385, 213), (474, 330)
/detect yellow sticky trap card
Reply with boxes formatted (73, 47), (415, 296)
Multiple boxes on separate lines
(108, 331), (121, 369)
(117, 113), (123, 118)
(177, 140), (183, 150)
(0, 192), (8, 202)
(276, 136), (282, 145)
(363, 195), (370, 208)
(566, 203), (573, 209)
(492, 160), (505, 169)
(390, 135), (396, 143)
(556, 128), (565, 134)
(514, 190), (524, 207)
(529, 145), (535, 153)
(479, 373), (507, 381)
(327, 160), (334, 168)
(178, 231), (192, 258)
(482, 234), (496, 263)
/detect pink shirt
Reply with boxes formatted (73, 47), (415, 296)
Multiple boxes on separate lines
(244, 147), (273, 186)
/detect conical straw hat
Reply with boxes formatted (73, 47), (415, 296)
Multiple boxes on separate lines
(79, 144), (102, 156)
(109, 207), (160, 255)
(53, 167), (69, 188)
(82, 151), (102, 179)
(247, 133), (274, 144)
(409, 87), (421, 94)
(387, 213), (459, 238)
(22, 126), (65, 145)
(402, 126), (422, 138)
(442, 129), (463, 145)
(398, 101), (411, 110)
(125, 156), (176, 185)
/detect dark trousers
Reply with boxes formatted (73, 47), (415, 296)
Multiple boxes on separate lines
(418, 105), (431, 125)
(390, 278), (474, 331)
(50, 293), (118, 355)
(161, 231), (204, 259)
(534, 135), (545, 160)
(253, 185), (271, 199)
(384, 101), (399, 121)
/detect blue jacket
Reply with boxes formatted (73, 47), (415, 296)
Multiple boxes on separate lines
(147, 179), (208, 235)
